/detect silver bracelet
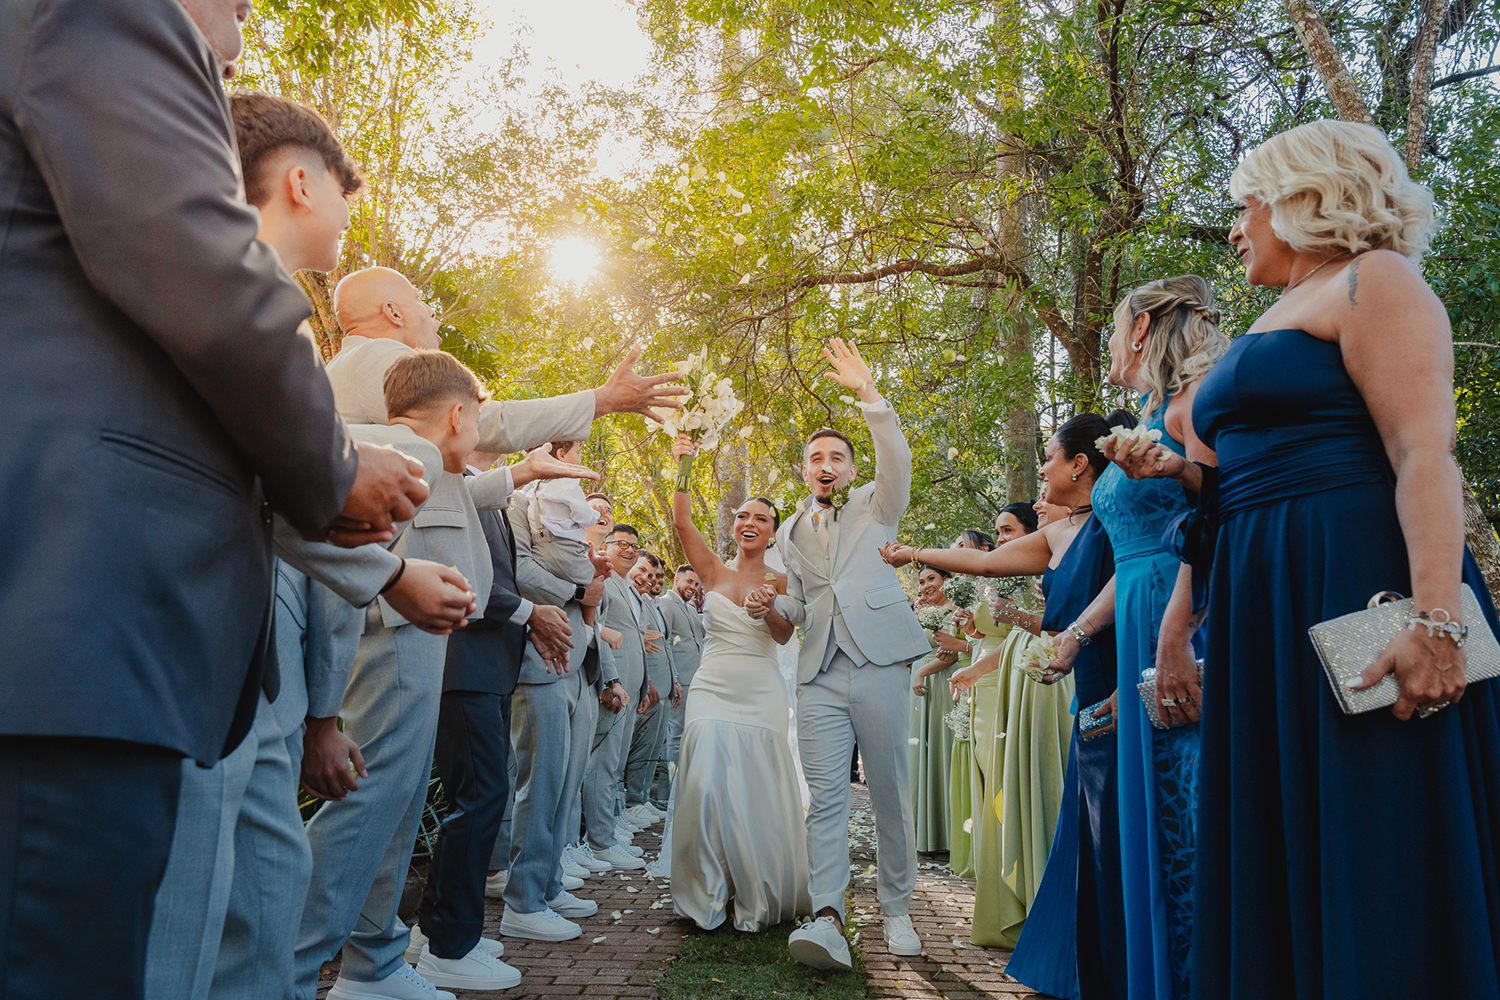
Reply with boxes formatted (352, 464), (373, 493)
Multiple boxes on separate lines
(1408, 608), (1468, 649)
(1067, 622), (1093, 647)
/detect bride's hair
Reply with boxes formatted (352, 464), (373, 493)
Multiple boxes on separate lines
(742, 496), (781, 529)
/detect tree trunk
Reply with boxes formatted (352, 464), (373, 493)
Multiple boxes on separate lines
(714, 441), (747, 559)
(1405, 0), (1449, 167)
(1464, 480), (1500, 601)
(1283, 0), (1375, 123)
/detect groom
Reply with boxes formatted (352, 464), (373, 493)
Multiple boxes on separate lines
(749, 339), (932, 970)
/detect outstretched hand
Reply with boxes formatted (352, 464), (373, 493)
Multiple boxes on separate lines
(511, 443), (601, 489)
(595, 344), (687, 422)
(823, 338), (879, 404)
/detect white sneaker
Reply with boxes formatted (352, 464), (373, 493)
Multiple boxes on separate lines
(484, 870), (508, 899)
(619, 842), (645, 858)
(500, 906), (582, 942)
(560, 853), (590, 879)
(614, 823), (637, 843)
(883, 913), (923, 957)
(619, 811), (648, 832)
(625, 804), (661, 827)
(570, 844), (612, 873)
(415, 944), (522, 990)
(405, 924), (504, 963)
(561, 872), (585, 891)
(327, 964), (457, 1000)
(545, 890), (599, 918)
(787, 915), (852, 972)
(592, 845), (646, 871)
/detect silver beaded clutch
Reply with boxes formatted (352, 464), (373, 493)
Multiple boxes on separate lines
(1137, 662), (1205, 730)
(1309, 585), (1500, 715)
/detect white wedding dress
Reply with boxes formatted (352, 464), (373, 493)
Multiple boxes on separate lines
(668, 592), (811, 931)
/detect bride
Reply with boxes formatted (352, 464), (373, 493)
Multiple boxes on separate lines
(663, 434), (812, 932)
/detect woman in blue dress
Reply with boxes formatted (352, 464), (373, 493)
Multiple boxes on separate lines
(1048, 276), (1229, 1000)
(884, 413), (1127, 1000)
(1120, 120), (1500, 999)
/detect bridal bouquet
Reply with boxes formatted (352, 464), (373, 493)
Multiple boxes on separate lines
(1016, 632), (1060, 683)
(1095, 423), (1162, 456)
(655, 347), (745, 490)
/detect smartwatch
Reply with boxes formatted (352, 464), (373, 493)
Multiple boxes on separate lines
(573, 584), (587, 602)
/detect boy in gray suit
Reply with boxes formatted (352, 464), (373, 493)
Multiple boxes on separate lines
(749, 339), (932, 971)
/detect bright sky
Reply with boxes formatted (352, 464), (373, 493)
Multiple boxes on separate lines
(471, 0), (655, 92)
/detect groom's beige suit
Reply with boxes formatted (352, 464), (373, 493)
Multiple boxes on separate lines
(774, 401), (929, 922)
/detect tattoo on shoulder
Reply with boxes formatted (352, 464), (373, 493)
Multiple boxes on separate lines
(1347, 260), (1360, 309)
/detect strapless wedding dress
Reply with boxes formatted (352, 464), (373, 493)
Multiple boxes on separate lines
(668, 592), (811, 931)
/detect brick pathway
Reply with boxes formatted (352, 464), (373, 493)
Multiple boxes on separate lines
(846, 786), (1053, 1000)
(317, 785), (1055, 999)
(316, 823), (689, 999)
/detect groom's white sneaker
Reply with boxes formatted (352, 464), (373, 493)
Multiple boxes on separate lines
(883, 914), (923, 957)
(788, 915), (852, 972)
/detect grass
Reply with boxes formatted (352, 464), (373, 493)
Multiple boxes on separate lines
(655, 917), (869, 1000)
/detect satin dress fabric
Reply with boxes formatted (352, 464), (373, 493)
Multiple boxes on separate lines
(1189, 330), (1500, 1000)
(910, 605), (965, 853)
(669, 593), (811, 932)
(1093, 394), (1203, 1000)
(1005, 515), (1126, 1000)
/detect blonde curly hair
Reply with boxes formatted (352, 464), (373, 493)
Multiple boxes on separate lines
(1230, 120), (1435, 262)
(1114, 274), (1229, 416)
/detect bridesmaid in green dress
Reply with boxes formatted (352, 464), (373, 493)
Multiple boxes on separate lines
(943, 530), (995, 877)
(948, 498), (1078, 947)
(909, 565), (967, 852)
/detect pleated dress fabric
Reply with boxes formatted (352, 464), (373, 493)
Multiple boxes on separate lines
(910, 604), (965, 853)
(1092, 394), (1202, 1000)
(669, 592), (811, 932)
(1005, 515), (1125, 1000)
(1189, 330), (1500, 1000)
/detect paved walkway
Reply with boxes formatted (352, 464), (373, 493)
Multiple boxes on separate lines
(315, 786), (1053, 999)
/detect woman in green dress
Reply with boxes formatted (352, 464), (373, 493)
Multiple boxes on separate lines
(948, 499), (1076, 947)
(942, 530), (994, 877)
(909, 565), (968, 852)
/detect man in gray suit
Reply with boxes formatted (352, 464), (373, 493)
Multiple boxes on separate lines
(581, 525), (653, 871)
(0, 4), (431, 998)
(623, 554), (678, 827)
(658, 565), (706, 793)
(750, 339), (932, 972)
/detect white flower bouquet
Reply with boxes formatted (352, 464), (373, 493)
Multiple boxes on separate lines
(1016, 632), (1060, 683)
(655, 346), (745, 490)
(915, 605), (953, 634)
(942, 575), (980, 611)
(1095, 423), (1162, 456)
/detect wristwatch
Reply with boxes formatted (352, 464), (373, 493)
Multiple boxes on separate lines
(573, 584), (587, 602)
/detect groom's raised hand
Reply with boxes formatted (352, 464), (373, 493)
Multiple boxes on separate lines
(822, 337), (880, 405)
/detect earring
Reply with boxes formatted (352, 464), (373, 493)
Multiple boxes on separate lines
(1132, 342), (1143, 352)
(1071, 473), (1079, 481)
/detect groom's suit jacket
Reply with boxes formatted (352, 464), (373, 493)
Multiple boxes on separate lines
(774, 402), (930, 684)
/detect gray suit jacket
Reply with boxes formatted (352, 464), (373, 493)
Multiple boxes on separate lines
(642, 597), (677, 691)
(658, 590), (705, 688)
(774, 402), (930, 684)
(600, 574), (650, 703)
(0, 0), (358, 763)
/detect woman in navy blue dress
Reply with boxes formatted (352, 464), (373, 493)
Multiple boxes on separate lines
(1119, 120), (1500, 999)
(883, 413), (1128, 1000)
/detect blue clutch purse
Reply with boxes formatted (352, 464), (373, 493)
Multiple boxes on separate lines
(1078, 698), (1114, 741)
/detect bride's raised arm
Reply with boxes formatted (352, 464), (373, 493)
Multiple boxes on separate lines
(672, 434), (725, 588)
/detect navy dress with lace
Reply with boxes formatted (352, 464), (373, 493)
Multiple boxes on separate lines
(1190, 330), (1500, 999)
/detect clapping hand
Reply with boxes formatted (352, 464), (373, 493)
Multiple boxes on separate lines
(879, 542), (916, 568)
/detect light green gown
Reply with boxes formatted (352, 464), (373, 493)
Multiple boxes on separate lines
(967, 603), (1013, 940)
(908, 603), (966, 853)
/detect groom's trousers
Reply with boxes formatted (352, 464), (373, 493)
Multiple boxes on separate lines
(797, 650), (916, 922)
